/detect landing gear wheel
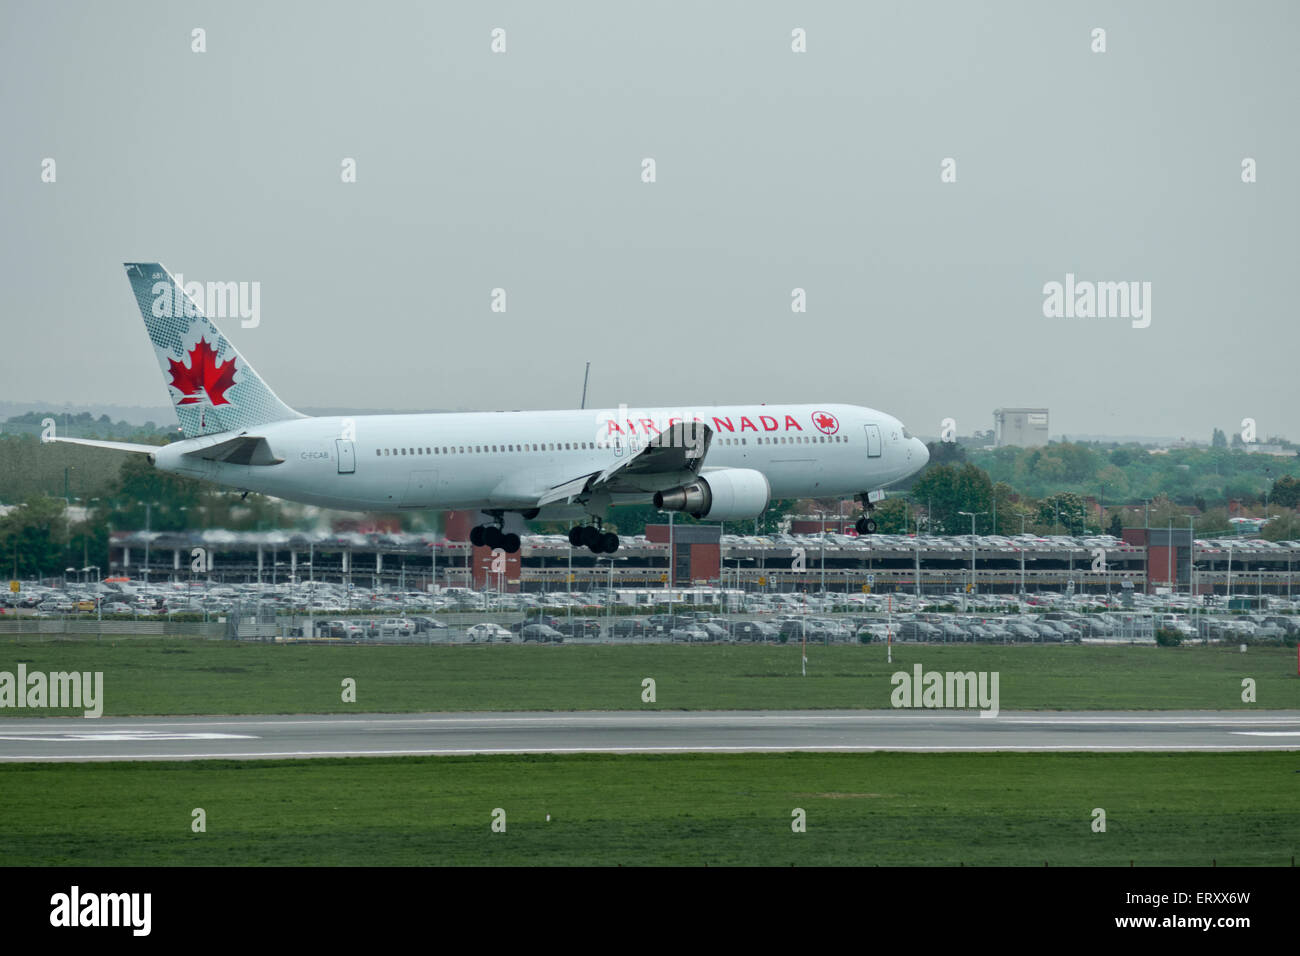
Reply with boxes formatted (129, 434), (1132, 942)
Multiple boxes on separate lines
(470, 525), (486, 547)
(501, 532), (521, 554)
(600, 532), (620, 554)
(580, 525), (601, 550)
(856, 517), (877, 535)
(568, 526), (584, 547)
(484, 526), (504, 549)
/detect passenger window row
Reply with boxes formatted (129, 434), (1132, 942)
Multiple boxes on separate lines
(370, 434), (847, 456)
(375, 441), (598, 457)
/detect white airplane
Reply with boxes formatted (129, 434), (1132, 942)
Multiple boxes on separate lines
(50, 263), (929, 554)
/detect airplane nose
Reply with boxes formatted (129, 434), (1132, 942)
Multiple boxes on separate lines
(913, 438), (929, 468)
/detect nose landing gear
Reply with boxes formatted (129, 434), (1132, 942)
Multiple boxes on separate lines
(856, 491), (881, 535)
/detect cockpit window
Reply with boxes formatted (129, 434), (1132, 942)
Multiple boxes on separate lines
(901, 426), (913, 440)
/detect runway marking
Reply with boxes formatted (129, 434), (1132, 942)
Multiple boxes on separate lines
(0, 731), (257, 742)
(4, 743), (1300, 761)
(1, 713), (1295, 730)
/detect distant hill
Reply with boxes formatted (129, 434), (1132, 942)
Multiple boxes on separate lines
(0, 401), (177, 428)
(1, 411), (176, 440)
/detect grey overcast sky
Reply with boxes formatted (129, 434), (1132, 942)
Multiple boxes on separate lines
(1, 1), (1297, 441)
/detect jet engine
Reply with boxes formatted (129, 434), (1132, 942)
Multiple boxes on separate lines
(652, 468), (771, 520)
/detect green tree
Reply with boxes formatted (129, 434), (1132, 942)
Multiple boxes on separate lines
(1038, 492), (1086, 534)
(0, 496), (69, 578)
(1261, 510), (1300, 541)
(927, 440), (966, 467)
(1271, 475), (1300, 508)
(912, 463), (994, 533)
(872, 496), (912, 534)
(1196, 507), (1230, 535)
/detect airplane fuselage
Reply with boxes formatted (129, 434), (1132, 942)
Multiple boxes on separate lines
(154, 402), (927, 515)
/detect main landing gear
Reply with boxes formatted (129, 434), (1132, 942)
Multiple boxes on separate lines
(568, 523), (619, 555)
(470, 522), (521, 553)
(855, 493), (878, 535)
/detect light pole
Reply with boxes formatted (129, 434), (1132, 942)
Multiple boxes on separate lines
(83, 565), (101, 623)
(819, 512), (827, 596)
(138, 500), (158, 583)
(601, 556), (627, 633)
(914, 534), (921, 597)
(1226, 543), (1233, 602)
(958, 511), (987, 596)
(1183, 515), (1196, 638)
(1167, 518), (1173, 595)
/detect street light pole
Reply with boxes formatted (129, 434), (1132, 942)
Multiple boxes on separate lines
(958, 511), (987, 597)
(142, 501), (152, 583)
(820, 512), (826, 596)
(1183, 514), (1196, 640)
(1170, 520), (1180, 595)
(1226, 543), (1233, 601)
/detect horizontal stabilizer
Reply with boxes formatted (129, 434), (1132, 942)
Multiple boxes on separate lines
(47, 437), (162, 455)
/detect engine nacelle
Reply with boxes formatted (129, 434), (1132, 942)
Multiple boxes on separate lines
(652, 468), (771, 520)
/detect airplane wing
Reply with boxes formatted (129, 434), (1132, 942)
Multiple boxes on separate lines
(536, 422), (711, 506)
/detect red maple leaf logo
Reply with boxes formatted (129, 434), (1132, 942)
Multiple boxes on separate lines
(812, 411), (839, 434)
(168, 337), (236, 406)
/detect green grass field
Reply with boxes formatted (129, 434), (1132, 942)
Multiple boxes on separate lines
(0, 639), (1296, 716)
(1, 752), (1295, 866)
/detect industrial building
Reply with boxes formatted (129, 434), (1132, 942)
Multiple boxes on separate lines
(993, 408), (1050, 447)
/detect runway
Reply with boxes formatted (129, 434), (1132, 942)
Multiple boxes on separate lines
(0, 710), (1298, 761)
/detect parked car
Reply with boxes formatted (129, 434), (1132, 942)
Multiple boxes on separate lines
(554, 618), (602, 638)
(520, 624), (565, 643)
(466, 623), (511, 642)
(729, 621), (777, 641)
(409, 616), (448, 634)
(609, 617), (650, 638)
(318, 620), (365, 639)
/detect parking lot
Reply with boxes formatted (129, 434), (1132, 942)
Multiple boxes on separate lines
(4, 569), (1297, 647)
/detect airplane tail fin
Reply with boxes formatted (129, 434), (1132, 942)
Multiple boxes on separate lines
(124, 263), (302, 438)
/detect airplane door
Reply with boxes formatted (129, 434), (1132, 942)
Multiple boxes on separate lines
(864, 425), (882, 458)
(336, 439), (356, 474)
